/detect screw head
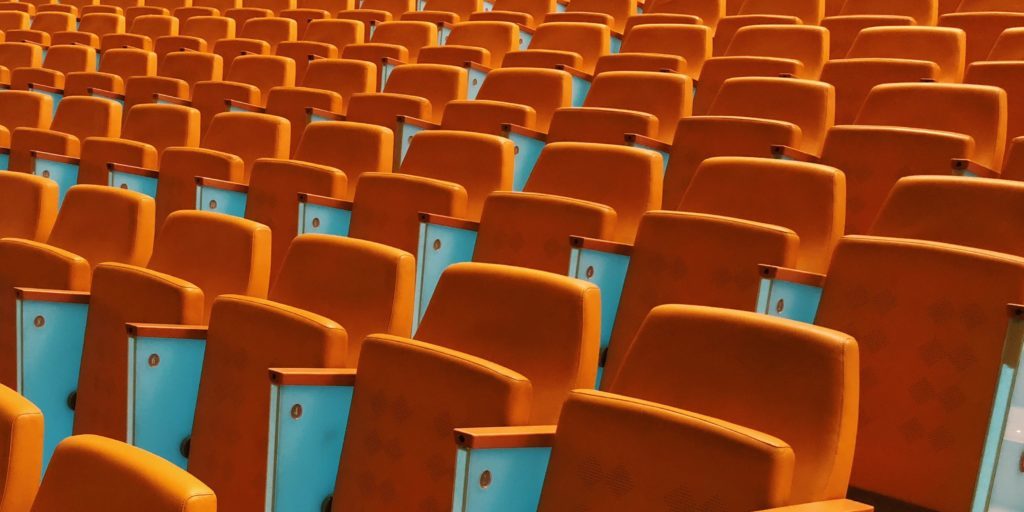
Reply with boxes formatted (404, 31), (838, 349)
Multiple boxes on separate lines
(119, 183), (128, 189)
(479, 470), (492, 488)
(585, 266), (595, 278)
(775, 299), (785, 314)
(41, 170), (50, 178)
(148, 354), (160, 367)
(290, 403), (303, 419)
(33, 315), (44, 328)
(513, 145), (520, 155)
(209, 199), (218, 209)
(66, 391), (77, 411)
(433, 239), (442, 251)
(180, 436), (191, 458)
(312, 217), (321, 228)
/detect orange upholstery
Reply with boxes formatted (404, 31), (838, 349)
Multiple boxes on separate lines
(544, 0), (637, 32)
(0, 172), (57, 241)
(819, 125), (973, 234)
(940, 11), (1024, 66)
(262, 86), (342, 155)
(473, 191), (617, 273)
(154, 146), (244, 226)
(0, 90), (52, 148)
(415, 262), (600, 422)
(191, 54), (294, 130)
(662, 115), (801, 208)
(52, 12), (125, 47)
(154, 15), (235, 58)
(821, 0), (935, 57)
(72, 211), (269, 439)
(0, 43), (42, 82)
(1003, 136), (1024, 181)
(525, 142), (661, 242)
(334, 334), (532, 512)
(63, 48), (157, 96)
(821, 16), (914, 60)
(403, 0), (483, 23)
(376, 63), (467, 124)
(276, 19), (363, 81)
(539, 388), (796, 511)
(0, 185), (154, 388)
(441, 67), (571, 133)
(31, 435), (215, 512)
(9, 96), (121, 172)
(101, 14), (179, 51)
(7, 12), (75, 44)
(820, 59), (940, 126)
(122, 51), (222, 111)
(574, 70), (692, 142)
(595, 24), (712, 78)
(417, 21), (519, 67)
(965, 61), (1024, 163)
(199, 111), (290, 180)
(503, 21), (610, 74)
(188, 294), (346, 512)
(294, 120), (392, 199)
(680, 157), (845, 273)
(345, 91), (430, 129)
(279, 8), (330, 36)
(348, 172), (468, 255)
(299, 58), (375, 108)
(236, 16), (297, 50)
(635, 0), (724, 29)
(855, 82), (1006, 170)
(601, 210), (799, 381)
(11, 44), (97, 91)
(269, 234), (415, 361)
(845, 26), (966, 83)
(988, 26), (1024, 60)
(870, 175), (1024, 258)
(468, 0), (554, 27)
(0, 385), (42, 512)
(246, 158), (346, 280)
(606, 305), (857, 504)
(708, 76), (834, 155)
(399, 130), (513, 219)
(727, 24), (830, 78)
(363, 20), (437, 60)
(0, 11), (30, 32)
(815, 235), (1024, 510)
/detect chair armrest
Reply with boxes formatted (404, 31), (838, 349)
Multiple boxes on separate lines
(108, 162), (160, 198)
(568, 236), (632, 382)
(380, 56), (405, 89)
(464, 60), (492, 100)
(395, 115), (441, 166)
(266, 368), (357, 512)
(756, 264), (825, 324)
(452, 426), (556, 512)
(31, 151), (80, 207)
(517, 23), (534, 50)
(154, 93), (191, 106)
(625, 133), (671, 175)
(225, 98), (265, 113)
(414, 212), (480, 332)
(554, 64), (593, 107)
(297, 192), (354, 237)
(951, 158), (1000, 179)
(770, 145), (820, 163)
(501, 123), (547, 191)
(27, 82), (63, 95)
(14, 287), (90, 467)
(194, 176), (249, 218)
(126, 323), (208, 470)
(756, 499), (874, 512)
(306, 106), (346, 123)
(88, 87), (125, 105)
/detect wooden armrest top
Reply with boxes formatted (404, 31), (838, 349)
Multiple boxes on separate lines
(554, 64), (593, 81)
(154, 93), (191, 106)
(501, 123), (547, 141)
(126, 323), (208, 339)
(15, 287), (90, 303)
(269, 368), (357, 386)
(88, 87), (125, 100)
(31, 150), (79, 164)
(463, 60), (493, 74)
(225, 98), (265, 112)
(306, 106), (345, 120)
(454, 425), (557, 449)
(108, 162), (159, 178)
(951, 158), (1000, 179)
(194, 176), (248, 192)
(298, 192), (353, 209)
(758, 264), (826, 287)
(398, 115), (440, 130)
(770, 145), (820, 163)
(27, 83), (62, 94)
(569, 235), (633, 256)
(418, 212), (480, 231)
(625, 133), (672, 152)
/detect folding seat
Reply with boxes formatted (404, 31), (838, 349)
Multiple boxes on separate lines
(213, 17), (297, 70)
(79, 103), (200, 185)
(12, 97), (120, 188)
(0, 172), (58, 241)
(438, 67), (571, 134)
(622, 0), (723, 32)
(0, 90), (52, 150)
(177, 54), (295, 131)
(756, 234), (1024, 511)
(988, 25), (1024, 60)
(466, 305), (863, 510)
(351, 63), (466, 124)
(649, 76), (833, 206)
(275, 19), (363, 82)
(10, 44), (96, 92)
(100, 14), (179, 51)
(543, 0), (637, 35)
(153, 15), (236, 61)
(59, 211), (269, 450)
(593, 23), (711, 77)
(871, 175), (1024, 258)
(299, 57), (375, 109)
(820, 0), (935, 58)
(62, 48), (156, 96)
(51, 12), (126, 47)
(713, 0), (825, 56)
(259, 262), (598, 512)
(35, 3), (79, 15)
(78, 3), (127, 16)
(0, 11), (30, 32)
(229, 86), (341, 155)
(6, 11), (75, 45)
(119, 50), (223, 111)
(964, 56), (1024, 167)
(293, 120), (393, 200)
(0, 2), (35, 16)
(468, 0), (554, 28)
(0, 185), (154, 398)
(279, 7), (330, 36)
(401, 0), (482, 24)
(32, 435), (214, 511)
(340, 20), (438, 70)
(503, 21), (610, 75)
(0, 42), (40, 87)
(336, 0), (415, 26)
(693, 25), (829, 115)
(940, 0), (1024, 66)
(416, 20), (518, 67)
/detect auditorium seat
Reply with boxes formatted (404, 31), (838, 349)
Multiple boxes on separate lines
(502, 21), (610, 74)
(213, 16), (298, 69)
(13, 96), (120, 177)
(622, 0), (721, 31)
(440, 67), (572, 133)
(101, 14), (179, 51)
(594, 23), (712, 77)
(274, 19), (364, 82)
(153, 15), (236, 61)
(0, 385), (41, 512)
(402, 0), (482, 24)
(340, 20), (438, 67)
(0, 172), (58, 241)
(7, 12), (76, 45)
(416, 20), (519, 67)
(11, 44), (97, 91)
(298, 58), (376, 109)
(820, 0), (935, 58)
(121, 50), (223, 111)
(940, 0), (1024, 66)
(0, 90), (52, 149)
(542, 0), (637, 33)
(51, 12), (126, 47)
(712, 0), (824, 56)
(63, 47), (156, 96)
(186, 54), (295, 131)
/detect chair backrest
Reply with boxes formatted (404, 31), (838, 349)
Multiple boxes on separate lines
(294, 120), (391, 199)
(612, 24), (712, 79)
(128, 14), (179, 39)
(239, 16), (297, 50)
(855, 82), (1007, 169)
(77, 12), (126, 36)
(264, 86), (342, 154)
(381, 63), (467, 123)
(98, 48), (157, 81)
(838, 0), (936, 24)
(452, 67), (572, 132)
(440, 21), (518, 66)
(680, 156), (845, 273)
(525, 142), (662, 242)
(726, 25), (830, 78)
(602, 210), (799, 381)
(473, 191), (617, 274)
(30, 11), (76, 34)
(154, 147), (244, 227)
(334, 334), (532, 512)
(522, 21), (610, 73)
(820, 58), (940, 125)
(0, 43), (42, 71)
(0, 172), (57, 242)
(41, 44), (97, 74)
(988, 26), (1024, 60)
(370, 20), (437, 60)
(939, 11), (1024, 66)
(301, 58), (376, 105)
(31, 435), (215, 512)
(188, 294), (347, 512)
(738, 0), (824, 23)
(538, 389), (795, 511)
(50, 96), (123, 147)
(122, 103), (201, 157)
(645, 0), (724, 28)
(226, 54), (296, 98)
(0, 11), (30, 31)
(160, 50), (224, 87)
(847, 26), (966, 82)
(302, 18), (363, 48)
(415, 262), (600, 422)
(201, 111), (290, 180)
(484, 0), (554, 25)
(399, 130), (513, 219)
(182, 15), (236, 45)
(965, 60), (1024, 160)
(0, 385), (42, 512)
(269, 234), (415, 362)
(815, 235), (1024, 510)
(47, 185), (155, 268)
(581, 70), (693, 142)
(559, 0), (636, 32)
(0, 90), (51, 133)
(607, 305), (857, 503)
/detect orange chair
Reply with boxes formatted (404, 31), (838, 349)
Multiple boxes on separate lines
(988, 26), (1024, 60)
(352, 63), (467, 124)
(51, 12), (126, 47)
(713, 0), (824, 55)
(594, 23), (712, 77)
(340, 20), (438, 66)
(11, 44), (96, 91)
(0, 11), (30, 32)
(416, 20), (519, 67)
(213, 16), (297, 68)
(275, 19), (364, 82)
(299, 57), (375, 110)
(0, 172), (58, 241)
(543, 0), (637, 33)
(402, 0), (482, 24)
(0, 385), (42, 512)
(0, 90), (53, 149)
(121, 50), (223, 111)
(940, 0), (1024, 66)
(503, 21), (610, 75)
(229, 85), (341, 155)
(337, 0), (414, 26)
(293, 120), (393, 199)
(468, 0), (554, 27)
(441, 67), (572, 133)
(100, 14), (179, 51)
(63, 47), (156, 96)
(821, 0), (934, 58)
(10, 96), (120, 174)
(623, 0), (723, 31)
(965, 51), (1024, 167)
(186, 54), (295, 131)
(6, 11), (75, 45)
(153, 15), (236, 62)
